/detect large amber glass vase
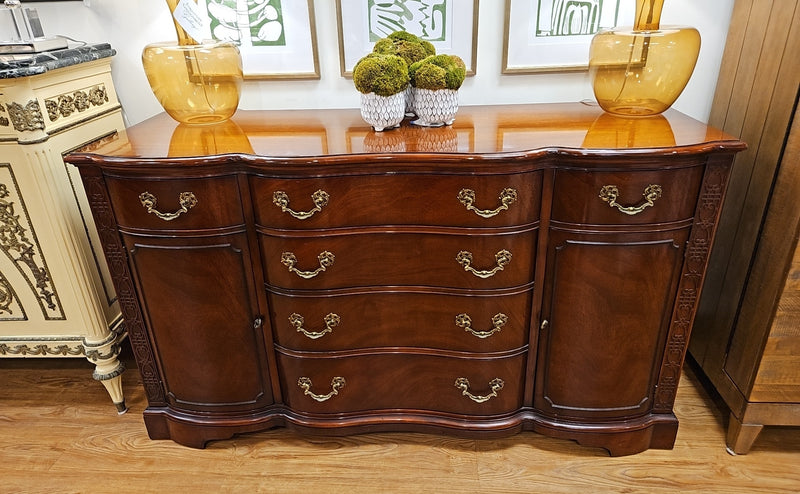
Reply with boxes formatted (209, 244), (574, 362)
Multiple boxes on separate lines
(588, 0), (700, 116)
(142, 0), (243, 125)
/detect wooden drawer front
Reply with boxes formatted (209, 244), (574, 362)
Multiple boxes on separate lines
(269, 289), (532, 353)
(260, 230), (536, 290)
(551, 167), (704, 225)
(106, 175), (244, 231)
(277, 352), (526, 415)
(252, 172), (542, 229)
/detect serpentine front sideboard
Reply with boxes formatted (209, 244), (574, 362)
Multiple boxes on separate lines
(0, 44), (126, 411)
(65, 104), (745, 455)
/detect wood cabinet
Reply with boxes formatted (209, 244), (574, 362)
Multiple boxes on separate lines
(0, 44), (127, 411)
(65, 104), (744, 455)
(688, 0), (800, 454)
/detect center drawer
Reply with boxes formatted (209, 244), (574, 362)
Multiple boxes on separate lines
(260, 230), (536, 290)
(268, 288), (532, 353)
(276, 351), (526, 416)
(251, 172), (542, 229)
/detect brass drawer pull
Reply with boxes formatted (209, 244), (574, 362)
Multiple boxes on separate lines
(456, 250), (512, 278)
(138, 191), (197, 221)
(458, 187), (518, 218)
(454, 377), (504, 403)
(281, 251), (335, 279)
(289, 312), (340, 339)
(298, 376), (346, 402)
(273, 189), (330, 220)
(599, 184), (662, 216)
(455, 313), (507, 338)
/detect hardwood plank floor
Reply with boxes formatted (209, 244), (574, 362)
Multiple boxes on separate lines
(1, 356), (798, 493)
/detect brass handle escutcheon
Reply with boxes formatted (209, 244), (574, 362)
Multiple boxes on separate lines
(456, 250), (512, 278)
(454, 377), (505, 403)
(455, 313), (508, 338)
(289, 312), (340, 339)
(281, 251), (335, 279)
(599, 184), (662, 216)
(458, 187), (518, 218)
(297, 376), (346, 402)
(273, 189), (330, 220)
(138, 191), (197, 221)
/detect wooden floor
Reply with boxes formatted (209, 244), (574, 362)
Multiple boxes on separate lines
(2, 356), (799, 494)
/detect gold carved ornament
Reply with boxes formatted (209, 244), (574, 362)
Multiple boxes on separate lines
(138, 191), (197, 221)
(599, 184), (663, 215)
(297, 376), (346, 402)
(454, 377), (505, 403)
(272, 189), (330, 220)
(289, 312), (340, 339)
(456, 249), (512, 278)
(455, 313), (507, 338)
(457, 187), (518, 218)
(6, 100), (44, 132)
(281, 251), (335, 279)
(45, 85), (109, 122)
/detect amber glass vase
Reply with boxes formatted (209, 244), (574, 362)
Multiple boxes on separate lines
(142, 0), (243, 125)
(588, 0), (700, 116)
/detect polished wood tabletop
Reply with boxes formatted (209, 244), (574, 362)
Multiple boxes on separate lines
(70, 103), (745, 164)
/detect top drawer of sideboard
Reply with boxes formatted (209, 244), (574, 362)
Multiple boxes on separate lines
(105, 176), (244, 231)
(551, 166), (705, 225)
(251, 172), (542, 229)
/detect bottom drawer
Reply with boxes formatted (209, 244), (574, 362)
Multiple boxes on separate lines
(277, 351), (526, 416)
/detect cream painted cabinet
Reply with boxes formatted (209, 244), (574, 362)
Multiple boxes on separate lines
(0, 44), (127, 412)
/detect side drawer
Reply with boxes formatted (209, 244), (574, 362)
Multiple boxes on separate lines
(260, 230), (536, 290)
(106, 175), (244, 231)
(251, 172), (542, 229)
(551, 166), (704, 225)
(269, 288), (532, 353)
(277, 352), (526, 415)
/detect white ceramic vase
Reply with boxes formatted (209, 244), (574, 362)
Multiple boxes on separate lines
(411, 88), (458, 127)
(404, 86), (415, 116)
(360, 92), (405, 132)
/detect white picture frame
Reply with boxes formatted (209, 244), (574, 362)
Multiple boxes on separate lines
(502, 0), (634, 73)
(197, 0), (320, 80)
(336, 0), (479, 77)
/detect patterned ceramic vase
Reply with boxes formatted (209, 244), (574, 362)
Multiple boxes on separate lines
(404, 86), (415, 116)
(411, 88), (458, 127)
(360, 92), (405, 132)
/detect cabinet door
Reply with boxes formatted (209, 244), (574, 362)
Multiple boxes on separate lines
(124, 233), (273, 413)
(534, 229), (689, 420)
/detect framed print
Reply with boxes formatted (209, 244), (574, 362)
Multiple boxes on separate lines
(197, 0), (320, 79)
(502, 0), (634, 73)
(336, 0), (479, 77)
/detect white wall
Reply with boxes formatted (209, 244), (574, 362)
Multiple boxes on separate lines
(32, 0), (735, 126)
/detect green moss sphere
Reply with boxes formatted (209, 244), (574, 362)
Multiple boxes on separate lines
(353, 53), (410, 97)
(409, 54), (467, 90)
(373, 31), (435, 66)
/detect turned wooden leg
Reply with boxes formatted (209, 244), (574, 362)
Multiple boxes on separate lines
(84, 330), (128, 414)
(726, 412), (763, 455)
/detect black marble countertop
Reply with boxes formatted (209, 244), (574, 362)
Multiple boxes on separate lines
(0, 42), (115, 79)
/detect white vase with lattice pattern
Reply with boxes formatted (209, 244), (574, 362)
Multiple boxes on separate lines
(411, 88), (459, 127)
(360, 92), (405, 132)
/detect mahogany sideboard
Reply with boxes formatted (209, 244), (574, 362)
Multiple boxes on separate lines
(65, 103), (745, 456)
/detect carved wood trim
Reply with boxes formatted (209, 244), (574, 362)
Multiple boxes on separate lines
(81, 171), (166, 405)
(654, 157), (732, 412)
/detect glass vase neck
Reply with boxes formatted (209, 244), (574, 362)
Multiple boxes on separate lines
(165, 0), (199, 45)
(634, 0), (665, 31)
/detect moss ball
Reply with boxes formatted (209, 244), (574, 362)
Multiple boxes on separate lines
(409, 54), (466, 90)
(353, 53), (410, 96)
(420, 40), (436, 56)
(374, 30), (436, 67)
(388, 31), (422, 43)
